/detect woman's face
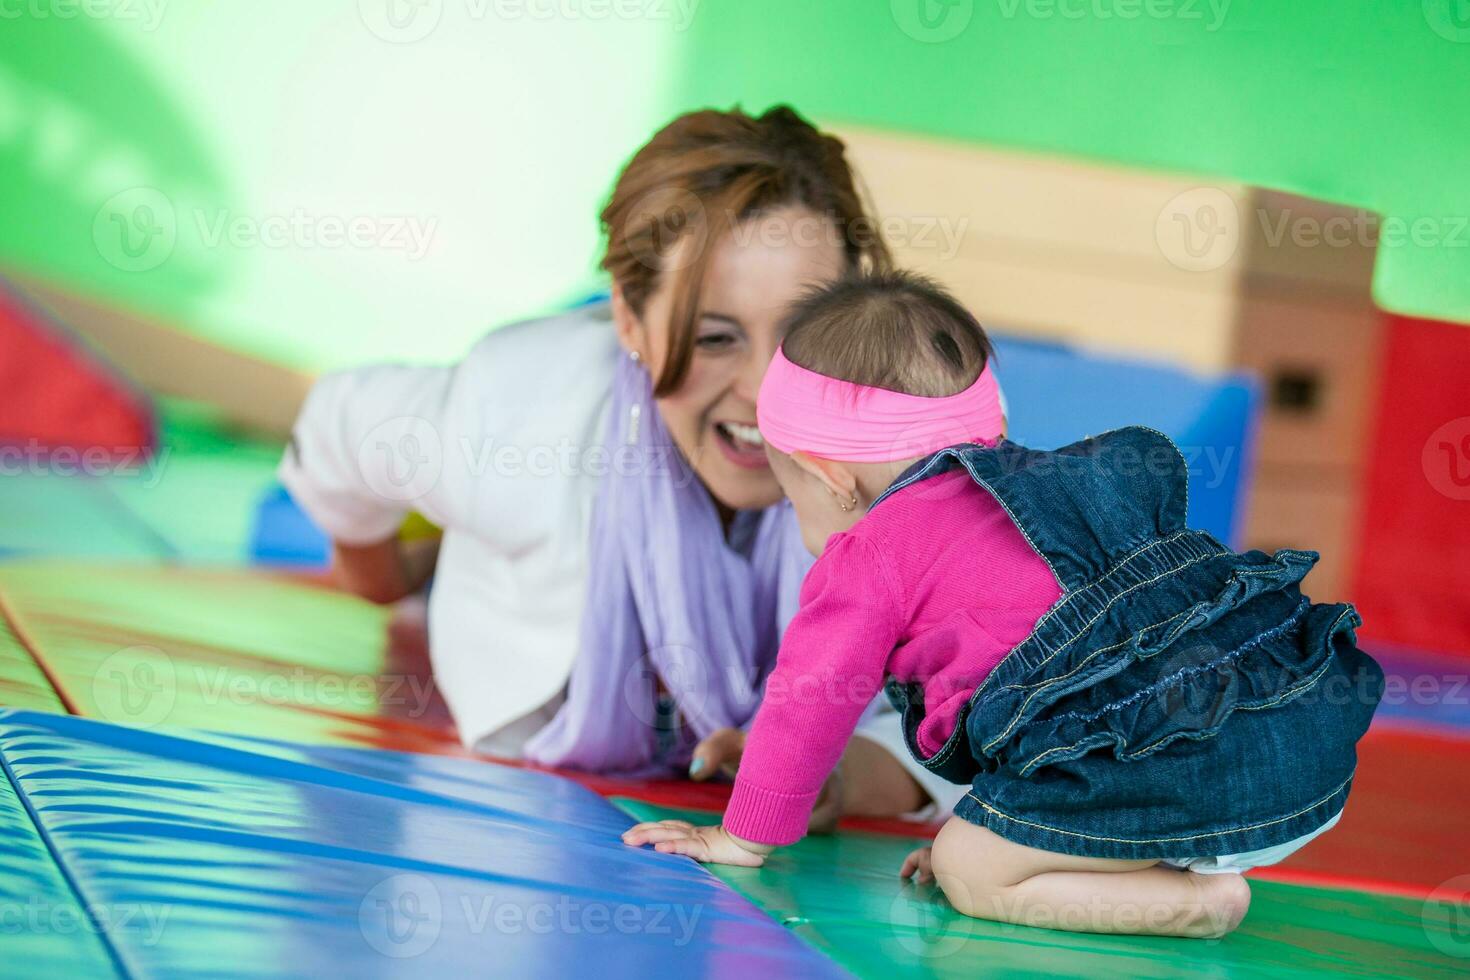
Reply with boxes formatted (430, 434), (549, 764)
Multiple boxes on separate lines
(616, 205), (848, 513)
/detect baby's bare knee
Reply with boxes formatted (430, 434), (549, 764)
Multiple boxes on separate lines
(929, 819), (1011, 919)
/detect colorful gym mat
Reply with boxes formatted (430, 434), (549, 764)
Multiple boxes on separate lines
(2, 397), (1467, 976)
(615, 799), (1470, 980)
(0, 709), (843, 978)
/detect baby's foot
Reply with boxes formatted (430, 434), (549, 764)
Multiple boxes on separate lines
(1183, 872), (1252, 938)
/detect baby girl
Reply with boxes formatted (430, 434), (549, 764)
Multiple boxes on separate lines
(624, 270), (1380, 938)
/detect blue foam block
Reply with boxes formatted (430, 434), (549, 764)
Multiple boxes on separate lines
(246, 332), (1259, 560)
(0, 710), (847, 978)
(249, 484), (330, 568)
(992, 336), (1259, 546)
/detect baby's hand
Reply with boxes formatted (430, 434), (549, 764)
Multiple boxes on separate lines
(621, 820), (770, 867)
(899, 845), (935, 883)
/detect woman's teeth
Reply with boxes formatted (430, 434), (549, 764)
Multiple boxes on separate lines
(718, 421), (765, 450)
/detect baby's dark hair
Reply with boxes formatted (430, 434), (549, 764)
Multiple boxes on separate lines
(780, 269), (993, 397)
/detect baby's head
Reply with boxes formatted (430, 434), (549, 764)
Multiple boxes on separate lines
(758, 269), (1000, 555)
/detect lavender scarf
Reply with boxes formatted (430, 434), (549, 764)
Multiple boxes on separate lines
(523, 350), (813, 775)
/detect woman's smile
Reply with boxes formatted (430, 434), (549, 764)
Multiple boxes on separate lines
(712, 419), (769, 469)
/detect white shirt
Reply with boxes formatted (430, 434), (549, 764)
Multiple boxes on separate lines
(280, 306), (964, 813)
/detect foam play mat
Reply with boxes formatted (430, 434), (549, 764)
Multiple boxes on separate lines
(0, 330), (1464, 978)
(3, 555), (1469, 977)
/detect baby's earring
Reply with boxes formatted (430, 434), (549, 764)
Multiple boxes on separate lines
(837, 492), (858, 513)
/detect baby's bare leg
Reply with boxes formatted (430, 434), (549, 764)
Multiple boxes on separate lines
(928, 817), (1251, 938)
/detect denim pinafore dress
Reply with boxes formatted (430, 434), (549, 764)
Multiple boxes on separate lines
(877, 427), (1383, 861)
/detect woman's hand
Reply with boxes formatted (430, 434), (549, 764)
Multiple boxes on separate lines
(688, 727), (844, 834)
(899, 845), (935, 884)
(688, 727), (745, 781)
(621, 820), (771, 867)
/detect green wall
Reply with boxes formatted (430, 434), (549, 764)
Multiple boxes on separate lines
(3, 1), (1466, 377)
(1, 4), (683, 369)
(674, 0), (1470, 325)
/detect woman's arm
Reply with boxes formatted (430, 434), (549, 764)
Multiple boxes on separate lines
(279, 361), (459, 599)
(332, 535), (440, 604)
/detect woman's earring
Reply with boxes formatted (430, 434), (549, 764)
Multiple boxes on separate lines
(627, 349), (642, 446)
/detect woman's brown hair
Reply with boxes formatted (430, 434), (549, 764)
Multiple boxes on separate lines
(600, 105), (892, 397)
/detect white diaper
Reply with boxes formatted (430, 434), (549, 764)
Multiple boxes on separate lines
(1161, 810), (1343, 875)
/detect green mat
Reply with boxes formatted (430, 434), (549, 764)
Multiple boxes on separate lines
(0, 399), (284, 565)
(613, 801), (1466, 979)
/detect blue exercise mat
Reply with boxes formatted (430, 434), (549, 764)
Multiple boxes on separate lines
(993, 336), (1258, 546)
(0, 710), (848, 979)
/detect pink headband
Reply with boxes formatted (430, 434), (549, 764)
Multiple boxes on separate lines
(757, 346), (1005, 462)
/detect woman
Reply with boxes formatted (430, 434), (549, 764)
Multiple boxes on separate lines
(279, 105), (964, 826)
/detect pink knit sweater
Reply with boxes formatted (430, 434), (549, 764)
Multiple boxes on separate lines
(724, 469), (1063, 845)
